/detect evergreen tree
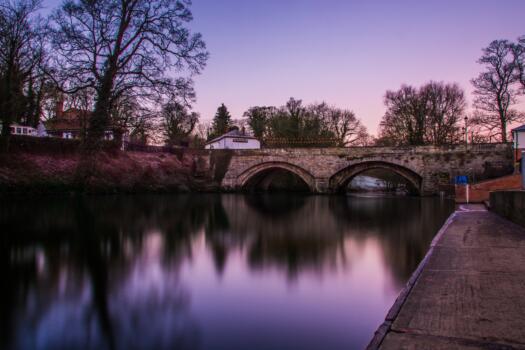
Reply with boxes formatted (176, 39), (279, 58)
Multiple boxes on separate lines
(209, 103), (232, 139)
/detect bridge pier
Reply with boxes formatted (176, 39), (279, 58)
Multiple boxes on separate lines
(314, 178), (330, 194)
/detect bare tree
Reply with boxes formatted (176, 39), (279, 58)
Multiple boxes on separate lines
(379, 82), (466, 146)
(468, 113), (500, 143)
(162, 101), (198, 146)
(471, 40), (522, 142)
(379, 85), (427, 146)
(421, 82), (465, 145)
(0, 0), (46, 137)
(322, 105), (368, 146)
(194, 120), (210, 142)
(512, 36), (525, 91)
(50, 0), (208, 149)
(111, 93), (157, 143)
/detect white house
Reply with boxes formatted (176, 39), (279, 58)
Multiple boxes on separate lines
(205, 129), (260, 150)
(9, 123), (38, 136)
(1, 121), (49, 137)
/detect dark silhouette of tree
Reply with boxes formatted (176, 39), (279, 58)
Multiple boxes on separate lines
(471, 40), (522, 142)
(111, 94), (154, 144)
(49, 0), (208, 150)
(284, 97), (304, 139)
(162, 101), (198, 146)
(244, 106), (275, 138)
(242, 98), (369, 147)
(209, 103), (231, 139)
(265, 98), (333, 145)
(0, 0), (46, 139)
(511, 36), (525, 93)
(421, 82), (465, 145)
(314, 103), (369, 146)
(379, 85), (427, 146)
(378, 82), (465, 146)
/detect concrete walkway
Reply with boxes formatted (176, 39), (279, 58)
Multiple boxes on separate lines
(368, 205), (525, 350)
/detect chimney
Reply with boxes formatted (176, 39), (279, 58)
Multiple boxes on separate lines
(55, 94), (64, 118)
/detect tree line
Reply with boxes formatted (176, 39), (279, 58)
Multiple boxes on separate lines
(206, 36), (525, 147)
(378, 37), (525, 145)
(1, 0), (524, 150)
(205, 98), (370, 147)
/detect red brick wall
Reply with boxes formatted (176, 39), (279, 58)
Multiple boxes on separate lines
(455, 174), (523, 203)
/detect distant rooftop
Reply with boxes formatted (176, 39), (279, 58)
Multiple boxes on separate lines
(512, 124), (525, 132)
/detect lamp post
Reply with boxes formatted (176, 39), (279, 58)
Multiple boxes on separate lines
(464, 116), (469, 145)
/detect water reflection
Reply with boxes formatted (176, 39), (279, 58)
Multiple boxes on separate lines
(0, 194), (454, 350)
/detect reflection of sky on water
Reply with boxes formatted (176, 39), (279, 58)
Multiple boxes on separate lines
(1, 195), (454, 350)
(185, 234), (396, 350)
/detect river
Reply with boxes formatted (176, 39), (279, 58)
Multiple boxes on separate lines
(0, 194), (454, 350)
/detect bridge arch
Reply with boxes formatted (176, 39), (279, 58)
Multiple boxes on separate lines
(329, 161), (423, 195)
(237, 162), (316, 192)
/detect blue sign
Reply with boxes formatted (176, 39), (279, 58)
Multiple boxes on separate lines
(455, 175), (468, 184)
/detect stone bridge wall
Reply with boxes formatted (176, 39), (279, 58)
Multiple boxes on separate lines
(195, 144), (513, 195)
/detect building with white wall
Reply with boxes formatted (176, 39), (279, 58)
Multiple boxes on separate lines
(8, 123), (37, 136)
(512, 124), (525, 162)
(205, 129), (260, 150)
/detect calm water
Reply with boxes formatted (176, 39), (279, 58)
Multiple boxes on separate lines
(0, 194), (454, 350)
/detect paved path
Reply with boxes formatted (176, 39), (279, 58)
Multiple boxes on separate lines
(368, 205), (525, 350)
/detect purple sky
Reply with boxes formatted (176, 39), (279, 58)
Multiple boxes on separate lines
(188, 0), (525, 135)
(42, 0), (525, 135)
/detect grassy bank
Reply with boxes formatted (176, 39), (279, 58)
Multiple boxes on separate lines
(0, 137), (216, 194)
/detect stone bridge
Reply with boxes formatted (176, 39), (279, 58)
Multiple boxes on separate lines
(201, 144), (513, 195)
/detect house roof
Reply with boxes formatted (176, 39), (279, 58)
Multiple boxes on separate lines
(45, 108), (91, 131)
(45, 118), (85, 132)
(512, 124), (525, 132)
(206, 129), (258, 144)
(45, 108), (123, 132)
(10, 123), (36, 129)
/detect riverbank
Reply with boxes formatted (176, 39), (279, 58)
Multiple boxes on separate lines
(0, 149), (218, 194)
(367, 204), (525, 349)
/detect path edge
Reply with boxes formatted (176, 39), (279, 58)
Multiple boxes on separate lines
(365, 210), (458, 350)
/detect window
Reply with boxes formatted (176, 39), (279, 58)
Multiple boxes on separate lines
(16, 127), (21, 134)
(232, 138), (248, 143)
(22, 128), (27, 134)
(63, 132), (73, 139)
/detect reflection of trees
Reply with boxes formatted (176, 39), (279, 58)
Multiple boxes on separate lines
(0, 243), (37, 350)
(0, 194), (454, 348)
(220, 195), (346, 279)
(204, 196), (231, 274)
(328, 196), (454, 283)
(1, 195), (204, 350)
(244, 194), (307, 217)
(213, 195), (453, 282)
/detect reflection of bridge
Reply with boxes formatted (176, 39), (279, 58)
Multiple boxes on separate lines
(207, 144), (513, 195)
